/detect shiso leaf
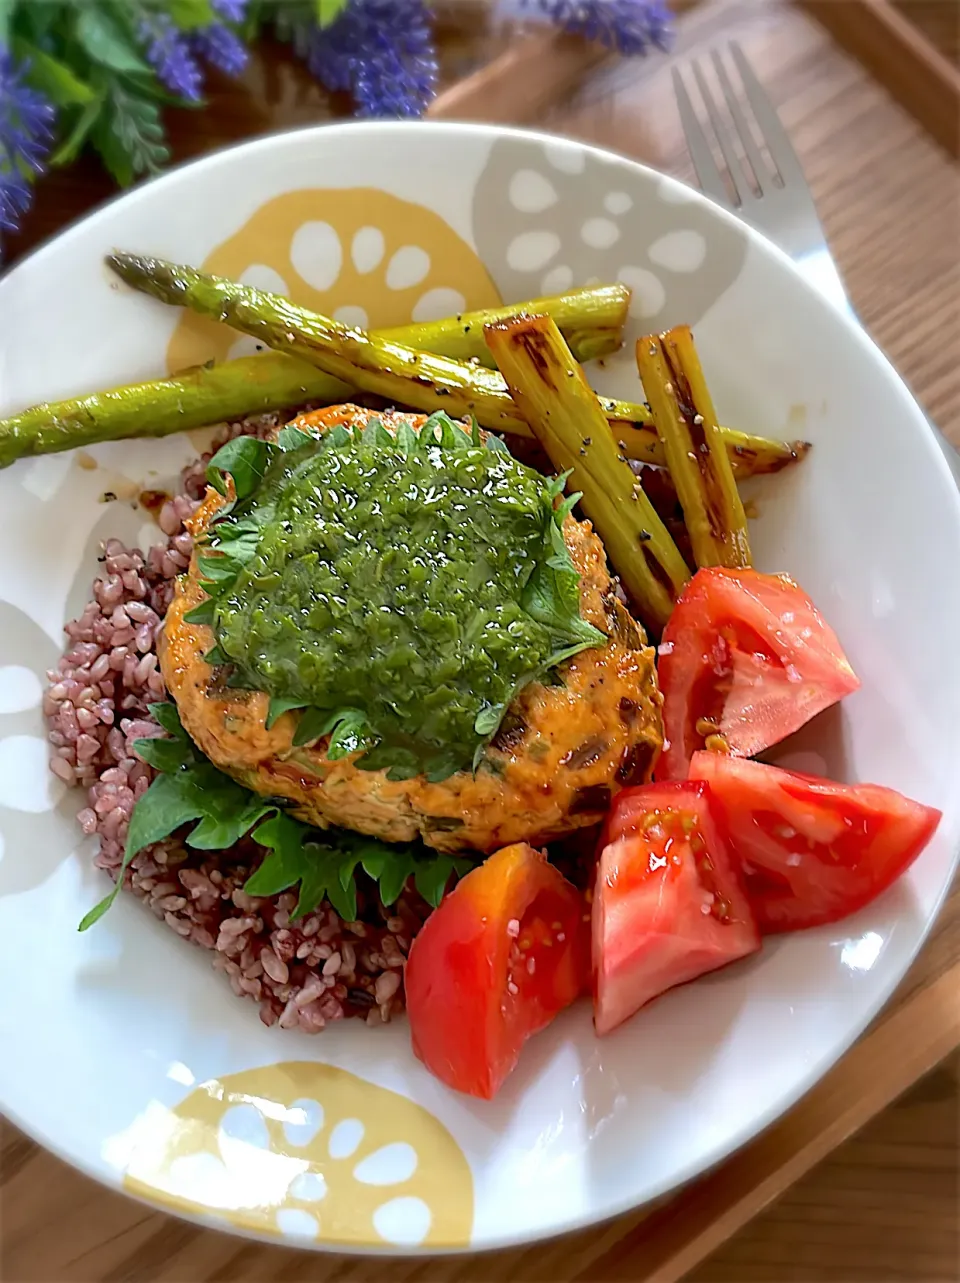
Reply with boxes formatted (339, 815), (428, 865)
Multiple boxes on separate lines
(147, 701), (188, 736)
(291, 706), (332, 748)
(291, 706), (374, 755)
(265, 697), (306, 730)
(277, 424), (314, 452)
(395, 420), (419, 456)
(414, 855), (475, 909)
(206, 436), (271, 503)
(132, 735), (193, 773)
(183, 596), (215, 627)
(474, 704), (504, 737)
(361, 417), (393, 448)
(326, 709), (375, 759)
(484, 433), (510, 455)
(79, 701), (480, 930)
(324, 423), (353, 449)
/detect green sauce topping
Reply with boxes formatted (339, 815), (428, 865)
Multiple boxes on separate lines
(189, 414), (606, 781)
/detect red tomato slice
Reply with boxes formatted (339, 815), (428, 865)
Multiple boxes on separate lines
(593, 781), (760, 1036)
(656, 568), (860, 781)
(405, 843), (590, 1099)
(689, 753), (942, 932)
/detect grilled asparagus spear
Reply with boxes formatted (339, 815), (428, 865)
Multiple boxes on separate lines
(636, 326), (752, 569)
(0, 285), (628, 469)
(387, 283), (631, 367)
(105, 252), (650, 443)
(486, 312), (691, 633)
(612, 418), (809, 477)
(101, 253), (808, 473)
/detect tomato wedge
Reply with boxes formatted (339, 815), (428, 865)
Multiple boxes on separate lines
(690, 753), (942, 932)
(656, 568), (860, 781)
(405, 843), (589, 1099)
(593, 781), (760, 1036)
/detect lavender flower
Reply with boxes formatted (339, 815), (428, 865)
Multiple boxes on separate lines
(211, 0), (249, 20)
(138, 12), (205, 101)
(300, 0), (438, 118)
(192, 24), (249, 77)
(0, 49), (54, 240)
(524, 0), (673, 54)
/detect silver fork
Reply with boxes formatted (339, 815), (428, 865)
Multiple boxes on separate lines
(672, 41), (960, 477)
(673, 41), (849, 313)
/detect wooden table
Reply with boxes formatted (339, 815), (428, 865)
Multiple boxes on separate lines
(2, 3), (958, 1279)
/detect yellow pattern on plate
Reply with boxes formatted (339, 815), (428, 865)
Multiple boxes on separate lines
(166, 187), (501, 373)
(121, 1061), (474, 1248)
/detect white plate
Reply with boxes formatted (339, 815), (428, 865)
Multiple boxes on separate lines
(0, 122), (958, 1254)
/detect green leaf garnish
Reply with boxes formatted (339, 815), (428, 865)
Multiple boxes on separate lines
(148, 701), (188, 736)
(202, 642), (228, 667)
(80, 705), (481, 931)
(183, 597), (215, 627)
(361, 417), (393, 448)
(132, 735), (193, 773)
(206, 436), (271, 503)
(474, 704), (504, 736)
(291, 706), (332, 748)
(277, 424), (315, 452)
(395, 421), (419, 455)
(414, 855), (475, 908)
(265, 697), (306, 730)
(324, 423), (353, 449)
(484, 433), (510, 455)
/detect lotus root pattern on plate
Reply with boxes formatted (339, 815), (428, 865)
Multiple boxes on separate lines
(471, 137), (747, 334)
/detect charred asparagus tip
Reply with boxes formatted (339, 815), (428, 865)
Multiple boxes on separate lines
(106, 251), (141, 279)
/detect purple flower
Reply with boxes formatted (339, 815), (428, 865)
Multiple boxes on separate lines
(192, 24), (249, 77)
(211, 0), (249, 20)
(138, 13), (205, 101)
(0, 49), (54, 241)
(524, 0), (673, 54)
(299, 0), (438, 118)
(0, 164), (32, 235)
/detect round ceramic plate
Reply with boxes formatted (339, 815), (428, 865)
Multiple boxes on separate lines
(1, 122), (958, 1255)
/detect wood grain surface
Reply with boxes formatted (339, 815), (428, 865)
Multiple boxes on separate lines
(2, 3), (959, 1281)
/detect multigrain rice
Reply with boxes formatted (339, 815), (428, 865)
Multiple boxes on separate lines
(45, 415), (425, 1032)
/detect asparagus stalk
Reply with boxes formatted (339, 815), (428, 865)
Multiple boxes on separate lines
(485, 312), (691, 634)
(102, 253), (807, 474)
(386, 282), (631, 367)
(105, 252), (641, 444)
(610, 416), (809, 477)
(0, 251), (808, 473)
(636, 326), (752, 569)
(0, 285), (628, 469)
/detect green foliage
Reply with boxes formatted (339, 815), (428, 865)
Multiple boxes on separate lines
(90, 79), (170, 186)
(315, 0), (349, 27)
(74, 6), (151, 75)
(5, 0), (244, 191)
(12, 38), (96, 106)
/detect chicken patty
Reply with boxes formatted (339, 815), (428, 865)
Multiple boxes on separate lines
(160, 405), (663, 853)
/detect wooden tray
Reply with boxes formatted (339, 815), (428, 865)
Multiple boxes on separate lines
(799, 0), (960, 157)
(2, 4), (958, 1280)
